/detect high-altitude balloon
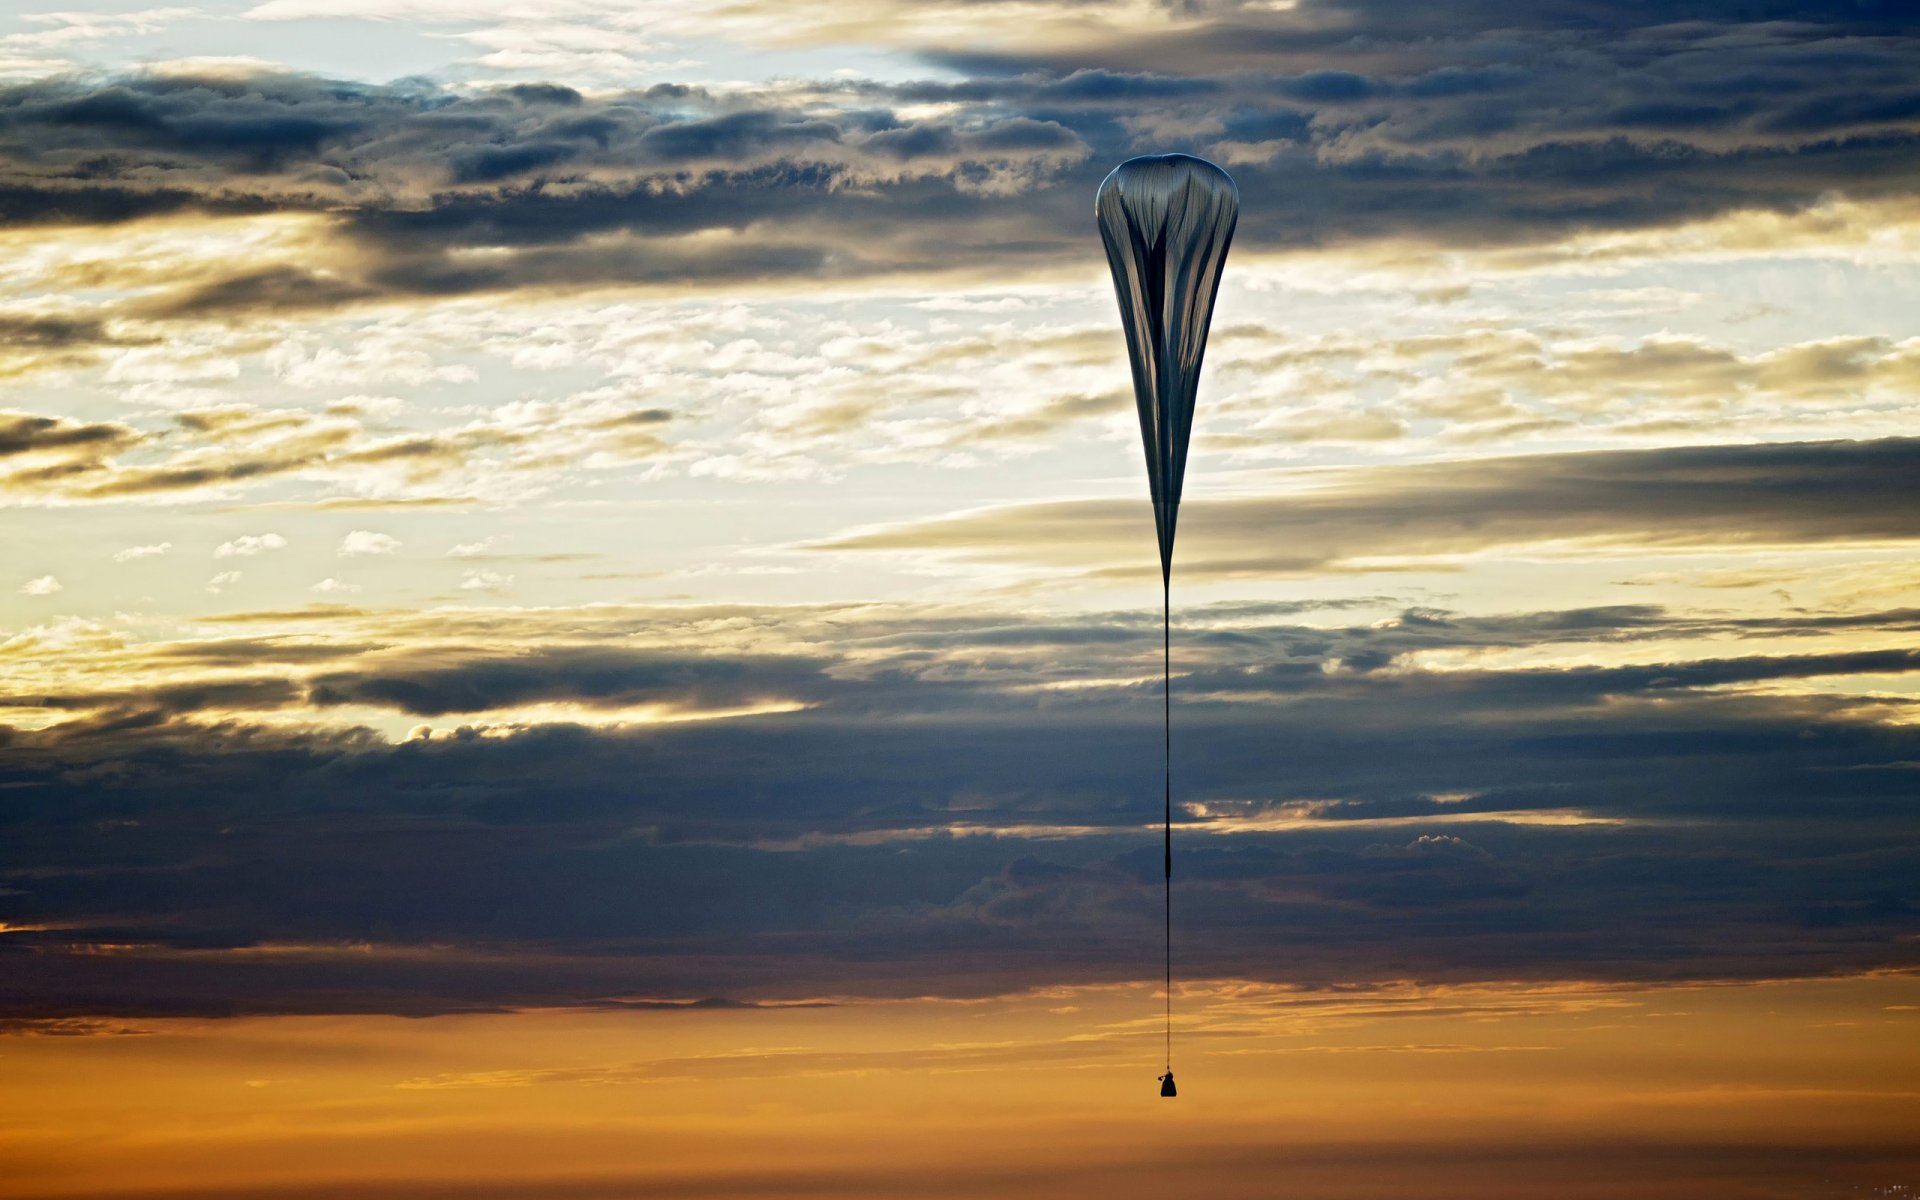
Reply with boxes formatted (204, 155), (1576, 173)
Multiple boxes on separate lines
(1095, 154), (1238, 583)
(1097, 152), (1238, 1100)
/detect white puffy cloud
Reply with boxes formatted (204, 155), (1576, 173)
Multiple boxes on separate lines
(113, 542), (173, 562)
(339, 530), (401, 556)
(311, 577), (361, 594)
(18, 575), (62, 595)
(215, 534), (287, 558)
(206, 571), (241, 593)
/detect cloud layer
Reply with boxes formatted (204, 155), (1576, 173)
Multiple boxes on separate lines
(3, 0), (1919, 317)
(1, 0), (1916, 1026)
(826, 437), (1920, 577)
(3, 569), (1915, 1016)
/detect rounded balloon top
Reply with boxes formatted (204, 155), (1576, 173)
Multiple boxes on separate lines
(1094, 153), (1239, 225)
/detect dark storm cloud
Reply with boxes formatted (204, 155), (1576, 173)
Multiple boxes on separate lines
(17, 594), (1920, 729)
(932, 0), (1914, 75)
(1, 585), (1917, 1017)
(824, 436), (1920, 578)
(0, 309), (158, 390)
(0, 411), (138, 458)
(155, 637), (389, 665)
(0, 2), (1917, 312)
(306, 647), (837, 716)
(142, 267), (379, 318)
(0, 314), (121, 350)
(1, 677), (302, 716)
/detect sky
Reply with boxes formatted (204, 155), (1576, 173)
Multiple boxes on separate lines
(1, 1), (1918, 1196)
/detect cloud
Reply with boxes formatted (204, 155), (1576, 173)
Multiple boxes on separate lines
(821, 437), (1920, 579)
(458, 570), (512, 592)
(0, 71), (1092, 313)
(0, 314), (153, 378)
(0, 411), (139, 458)
(6, 302), (1898, 518)
(338, 530), (400, 556)
(215, 533), (287, 557)
(113, 542), (173, 562)
(5, 6), (1920, 317)
(18, 574), (62, 594)
(303, 646), (833, 717)
(0, 390), (681, 507)
(1, 0), (1917, 1028)
(0, 588), (1914, 1017)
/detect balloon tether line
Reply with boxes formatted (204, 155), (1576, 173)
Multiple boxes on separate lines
(1163, 569), (1172, 1075)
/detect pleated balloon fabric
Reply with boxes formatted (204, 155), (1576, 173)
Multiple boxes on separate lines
(1095, 154), (1239, 583)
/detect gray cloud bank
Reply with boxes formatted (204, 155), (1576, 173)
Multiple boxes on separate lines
(826, 436), (1920, 577)
(3, 435), (1918, 1016)
(3, 0), (1919, 315)
(2, 0), (1918, 1020)
(2, 603), (1915, 1016)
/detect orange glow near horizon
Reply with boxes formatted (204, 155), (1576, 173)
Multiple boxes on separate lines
(2, 973), (1916, 1199)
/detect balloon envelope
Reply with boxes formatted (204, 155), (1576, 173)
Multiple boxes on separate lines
(1095, 154), (1238, 581)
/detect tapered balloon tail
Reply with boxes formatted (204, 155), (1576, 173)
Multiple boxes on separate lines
(1159, 1071), (1177, 1098)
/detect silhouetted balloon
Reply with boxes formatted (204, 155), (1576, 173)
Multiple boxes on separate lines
(1095, 153), (1239, 582)
(1098, 153), (1239, 1100)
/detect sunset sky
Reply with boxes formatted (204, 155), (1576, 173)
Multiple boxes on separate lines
(2, 1), (1918, 1196)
